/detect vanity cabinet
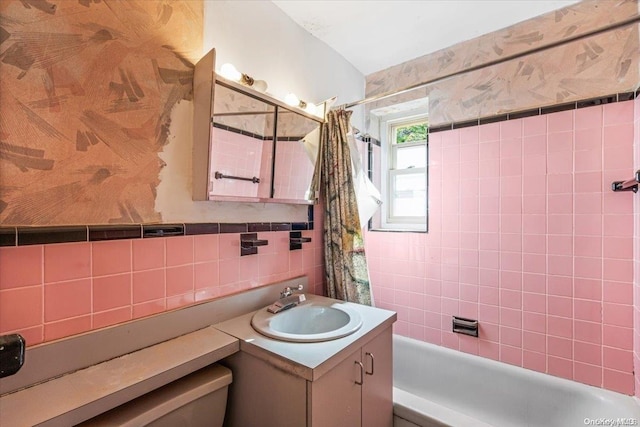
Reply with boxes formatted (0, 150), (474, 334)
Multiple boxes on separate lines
(310, 326), (393, 427)
(222, 325), (393, 427)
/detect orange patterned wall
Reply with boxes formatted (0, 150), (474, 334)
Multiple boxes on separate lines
(0, 0), (202, 226)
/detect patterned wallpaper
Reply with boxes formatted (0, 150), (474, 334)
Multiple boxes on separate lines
(0, 0), (202, 225)
(365, 0), (640, 125)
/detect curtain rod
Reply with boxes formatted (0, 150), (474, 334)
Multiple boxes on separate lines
(342, 14), (640, 110)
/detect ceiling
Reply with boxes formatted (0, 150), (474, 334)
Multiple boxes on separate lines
(272, 0), (582, 76)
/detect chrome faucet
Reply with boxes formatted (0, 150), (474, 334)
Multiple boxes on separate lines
(280, 284), (304, 298)
(268, 284), (305, 314)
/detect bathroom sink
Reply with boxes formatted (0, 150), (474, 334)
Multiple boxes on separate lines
(251, 300), (363, 342)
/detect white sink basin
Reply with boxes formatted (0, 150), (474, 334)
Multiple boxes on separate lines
(251, 300), (363, 342)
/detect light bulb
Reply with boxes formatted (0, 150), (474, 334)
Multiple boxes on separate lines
(285, 93), (299, 107)
(220, 63), (242, 81)
(252, 79), (268, 93)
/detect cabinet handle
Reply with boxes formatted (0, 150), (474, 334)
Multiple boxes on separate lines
(355, 361), (364, 385)
(365, 352), (375, 375)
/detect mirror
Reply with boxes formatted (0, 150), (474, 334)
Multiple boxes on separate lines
(192, 50), (324, 204)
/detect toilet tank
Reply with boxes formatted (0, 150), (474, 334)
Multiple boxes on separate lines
(79, 364), (232, 427)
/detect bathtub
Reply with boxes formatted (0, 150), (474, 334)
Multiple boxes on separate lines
(393, 335), (640, 427)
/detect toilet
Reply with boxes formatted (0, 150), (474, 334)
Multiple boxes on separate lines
(79, 364), (232, 426)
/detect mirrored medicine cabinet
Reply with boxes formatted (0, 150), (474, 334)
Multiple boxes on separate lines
(193, 49), (324, 204)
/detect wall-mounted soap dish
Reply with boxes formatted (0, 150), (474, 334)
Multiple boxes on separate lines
(240, 233), (268, 256)
(289, 231), (312, 251)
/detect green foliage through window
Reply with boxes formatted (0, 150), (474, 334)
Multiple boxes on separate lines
(395, 123), (427, 144)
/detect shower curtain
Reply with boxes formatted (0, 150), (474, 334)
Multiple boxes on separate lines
(315, 109), (372, 305)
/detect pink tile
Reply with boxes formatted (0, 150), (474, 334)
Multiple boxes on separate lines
(603, 302), (632, 327)
(195, 261), (219, 289)
(548, 255), (572, 276)
(523, 350), (546, 373)
(548, 336), (572, 359)
(523, 331), (546, 353)
(0, 246), (42, 290)
(194, 234), (219, 262)
(44, 279), (91, 322)
(548, 295), (572, 318)
(547, 150), (573, 174)
(548, 110), (574, 133)
(523, 292), (545, 314)
(523, 273), (546, 294)
(167, 293), (195, 310)
(574, 320), (602, 344)
(575, 193), (602, 215)
(44, 242), (91, 283)
(547, 355), (573, 381)
(603, 325), (633, 350)
(0, 286), (42, 332)
(574, 341), (601, 366)
(133, 269), (165, 303)
(604, 144), (633, 170)
(574, 362), (602, 388)
(603, 369), (634, 395)
(523, 195), (545, 214)
(500, 345), (523, 367)
(548, 235), (572, 256)
(93, 307), (132, 329)
(500, 326), (522, 347)
(523, 116), (546, 137)
(547, 315), (572, 338)
(574, 299), (602, 322)
(500, 289), (521, 309)
(574, 278), (601, 301)
(603, 259), (632, 282)
(547, 215), (573, 235)
(479, 123), (500, 142)
(44, 315), (91, 341)
(604, 214), (633, 237)
(574, 172), (602, 193)
(133, 299), (165, 319)
(603, 101), (634, 125)
(92, 240), (131, 277)
(547, 174), (572, 194)
(93, 273), (131, 312)
(13, 326), (43, 347)
(603, 347), (633, 372)
(219, 234), (241, 260)
(166, 236), (194, 266)
(219, 258), (239, 285)
(603, 281), (632, 304)
(166, 265), (194, 297)
(574, 257), (602, 279)
(575, 149), (602, 173)
(133, 238), (165, 271)
(574, 236), (602, 257)
(575, 215), (602, 236)
(575, 105), (603, 130)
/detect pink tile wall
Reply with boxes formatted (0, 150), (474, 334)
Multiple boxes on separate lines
(0, 222), (323, 346)
(273, 140), (315, 200)
(634, 95), (640, 397)
(210, 128), (266, 197)
(367, 101), (637, 394)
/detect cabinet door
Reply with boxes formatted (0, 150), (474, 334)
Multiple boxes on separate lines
(361, 326), (393, 427)
(309, 347), (362, 427)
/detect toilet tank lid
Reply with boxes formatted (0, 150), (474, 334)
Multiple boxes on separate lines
(79, 363), (232, 426)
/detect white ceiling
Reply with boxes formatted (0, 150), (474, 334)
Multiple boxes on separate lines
(272, 0), (582, 76)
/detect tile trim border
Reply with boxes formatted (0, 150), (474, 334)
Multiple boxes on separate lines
(0, 221), (314, 247)
(429, 90), (639, 133)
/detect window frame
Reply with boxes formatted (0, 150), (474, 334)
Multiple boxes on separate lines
(379, 113), (428, 231)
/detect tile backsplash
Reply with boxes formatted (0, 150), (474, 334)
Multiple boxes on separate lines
(0, 224), (323, 346)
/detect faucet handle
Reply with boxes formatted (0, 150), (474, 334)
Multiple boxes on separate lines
(281, 284), (304, 298)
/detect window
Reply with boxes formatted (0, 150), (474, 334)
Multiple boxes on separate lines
(381, 115), (428, 231)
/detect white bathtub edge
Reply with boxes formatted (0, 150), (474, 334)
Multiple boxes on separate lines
(393, 387), (493, 427)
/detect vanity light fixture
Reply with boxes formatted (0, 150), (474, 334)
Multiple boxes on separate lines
(219, 63), (268, 93)
(285, 93), (319, 116)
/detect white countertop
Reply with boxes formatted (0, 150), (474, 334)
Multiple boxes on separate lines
(0, 326), (239, 427)
(214, 294), (397, 381)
